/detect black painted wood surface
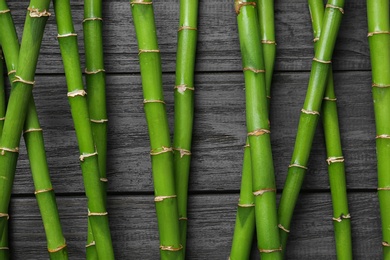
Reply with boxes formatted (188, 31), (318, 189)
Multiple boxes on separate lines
(2, 0), (381, 259)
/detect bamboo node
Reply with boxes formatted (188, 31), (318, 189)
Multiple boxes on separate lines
(372, 83), (390, 88)
(178, 26), (197, 32)
(159, 244), (183, 252)
(301, 108), (320, 115)
(253, 188), (276, 196)
(90, 118), (108, 123)
(367, 31), (390, 37)
(12, 75), (35, 86)
(79, 151), (98, 161)
(88, 210), (108, 217)
(244, 143), (250, 148)
(100, 178), (108, 182)
(278, 223), (290, 233)
(247, 128), (270, 136)
(84, 68), (105, 75)
(326, 156), (344, 165)
(0, 9), (10, 14)
(67, 89), (87, 97)
(150, 146), (173, 156)
(130, 0), (153, 5)
(332, 213), (351, 222)
(27, 7), (51, 17)
(34, 188), (54, 195)
(83, 17), (103, 23)
(138, 49), (160, 55)
(258, 246), (282, 253)
(243, 67), (265, 73)
(0, 213), (9, 220)
(143, 99), (166, 105)
(0, 117), (5, 121)
(173, 148), (192, 158)
(383, 241), (390, 247)
(48, 243), (67, 253)
(154, 195), (177, 202)
(288, 163), (308, 170)
(261, 40), (277, 45)
(0, 247), (9, 250)
(267, 95), (271, 99)
(323, 96), (337, 101)
(313, 37), (320, 42)
(0, 147), (19, 155)
(85, 241), (96, 248)
(179, 217), (188, 221)
(238, 203), (255, 208)
(325, 4), (344, 14)
(7, 70), (16, 75)
(312, 57), (332, 64)
(174, 84), (194, 93)
(57, 33), (77, 38)
(377, 187), (390, 191)
(23, 128), (43, 134)
(234, 1), (256, 15)
(376, 134), (390, 139)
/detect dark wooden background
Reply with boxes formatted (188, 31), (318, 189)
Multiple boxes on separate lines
(3, 0), (380, 259)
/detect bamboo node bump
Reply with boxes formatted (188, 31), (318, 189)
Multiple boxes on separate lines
(313, 37), (320, 42)
(253, 188), (276, 196)
(79, 151), (98, 161)
(85, 241), (96, 248)
(67, 89), (87, 97)
(130, 0), (153, 5)
(150, 146), (173, 156)
(312, 57), (332, 64)
(0, 247), (9, 250)
(278, 223), (290, 233)
(83, 17), (103, 23)
(238, 203), (255, 208)
(234, 1), (256, 15)
(90, 118), (108, 123)
(376, 134), (390, 139)
(372, 83), (390, 88)
(367, 31), (390, 37)
(258, 246), (282, 253)
(0, 213), (9, 220)
(143, 99), (166, 105)
(288, 163), (308, 170)
(323, 97), (337, 101)
(12, 75), (35, 86)
(243, 67), (265, 73)
(159, 244), (183, 252)
(174, 84), (194, 93)
(383, 241), (390, 247)
(179, 217), (188, 221)
(325, 4), (344, 14)
(0, 117), (5, 121)
(377, 187), (390, 191)
(88, 210), (108, 217)
(0, 147), (19, 155)
(48, 243), (67, 253)
(57, 33), (77, 38)
(34, 188), (54, 195)
(244, 143), (250, 148)
(154, 195), (177, 202)
(0, 9), (10, 14)
(27, 7), (51, 17)
(23, 128), (43, 134)
(178, 26), (197, 32)
(261, 40), (277, 45)
(247, 128), (270, 136)
(301, 108), (320, 115)
(84, 68), (105, 75)
(332, 213), (351, 222)
(326, 156), (344, 165)
(7, 70), (16, 75)
(173, 148), (192, 158)
(138, 49), (160, 55)
(100, 178), (108, 182)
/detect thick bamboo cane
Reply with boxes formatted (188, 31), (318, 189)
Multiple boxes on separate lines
(277, 0), (345, 254)
(130, 0), (182, 258)
(366, 0), (390, 258)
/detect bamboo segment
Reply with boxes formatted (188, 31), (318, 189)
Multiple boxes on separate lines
(53, 0), (114, 259)
(366, 0), (390, 258)
(173, 0), (199, 257)
(278, 0), (345, 254)
(235, 1), (282, 259)
(130, 1), (182, 259)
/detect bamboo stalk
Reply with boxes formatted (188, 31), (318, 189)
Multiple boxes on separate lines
(52, 0), (114, 258)
(277, 0), (345, 254)
(130, 1), (182, 258)
(173, 0), (199, 257)
(235, 1), (282, 259)
(366, 0), (390, 258)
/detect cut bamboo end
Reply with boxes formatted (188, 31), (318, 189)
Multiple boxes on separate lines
(88, 210), (108, 217)
(372, 83), (390, 88)
(100, 178), (108, 183)
(367, 31), (390, 37)
(258, 246), (282, 253)
(301, 108), (320, 116)
(253, 188), (276, 196)
(173, 148), (191, 158)
(34, 188), (54, 195)
(57, 33), (77, 38)
(0, 247), (9, 250)
(0, 213), (9, 220)
(84, 68), (105, 75)
(312, 57), (332, 64)
(261, 40), (277, 45)
(332, 213), (351, 222)
(243, 67), (265, 73)
(83, 17), (103, 23)
(383, 242), (390, 247)
(48, 243), (67, 253)
(174, 84), (194, 93)
(159, 244), (183, 252)
(23, 128), (43, 134)
(7, 70), (16, 75)
(138, 49), (160, 55)
(150, 146), (173, 156)
(90, 118), (108, 123)
(85, 241), (96, 248)
(238, 203), (255, 208)
(325, 4), (344, 14)
(0, 147), (19, 156)
(130, 0), (153, 5)
(376, 134), (390, 139)
(234, 1), (256, 15)
(326, 156), (345, 165)
(154, 195), (177, 202)
(27, 7), (51, 17)
(12, 75), (35, 86)
(67, 89), (87, 97)
(0, 9), (10, 14)
(79, 151), (98, 162)
(143, 99), (166, 105)
(178, 26), (197, 32)
(247, 128), (271, 136)
(377, 187), (390, 191)
(288, 163), (308, 170)
(278, 223), (290, 233)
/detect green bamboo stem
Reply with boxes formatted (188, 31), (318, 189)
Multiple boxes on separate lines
(52, 0), (114, 258)
(277, 0), (345, 254)
(130, 1), (182, 258)
(0, 0), (52, 238)
(366, 0), (390, 258)
(173, 0), (198, 257)
(235, 1), (281, 259)
(309, 1), (352, 258)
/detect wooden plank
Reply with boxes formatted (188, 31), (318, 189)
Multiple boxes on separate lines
(5, 0), (369, 73)
(7, 192), (382, 259)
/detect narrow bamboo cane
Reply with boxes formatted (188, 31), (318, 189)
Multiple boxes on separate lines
(235, 1), (282, 258)
(173, 0), (199, 257)
(277, 0), (345, 254)
(309, 1), (352, 258)
(0, 0), (52, 237)
(130, 1), (182, 258)
(83, 0), (108, 256)
(52, 0), (114, 258)
(366, 0), (390, 258)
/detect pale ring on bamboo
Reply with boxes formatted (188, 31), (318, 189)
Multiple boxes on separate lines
(253, 188), (276, 196)
(150, 146), (173, 156)
(79, 151), (98, 161)
(138, 49), (160, 55)
(48, 243), (67, 253)
(258, 246), (282, 253)
(0, 247), (9, 250)
(288, 163), (308, 170)
(0, 117), (5, 121)
(243, 67), (265, 73)
(84, 68), (105, 75)
(179, 217), (188, 221)
(12, 75), (35, 86)
(7, 70), (16, 75)
(0, 147), (19, 156)
(238, 203), (255, 207)
(34, 188), (54, 195)
(23, 128), (43, 134)
(143, 99), (166, 105)
(174, 84), (194, 93)
(332, 213), (350, 222)
(88, 210), (108, 217)
(178, 26), (197, 32)
(367, 31), (390, 37)
(301, 108), (320, 116)
(234, 1), (256, 15)
(325, 4), (344, 14)
(0, 213), (9, 220)
(378, 187), (390, 191)
(154, 195), (177, 202)
(278, 223), (290, 233)
(27, 7), (51, 17)
(0, 9), (10, 14)
(261, 40), (277, 45)
(173, 148), (191, 158)
(323, 96), (337, 101)
(90, 118), (108, 123)
(57, 33), (77, 38)
(372, 83), (390, 88)
(85, 241), (96, 248)
(67, 89), (87, 97)
(100, 178), (108, 182)
(159, 244), (183, 252)
(130, 0), (153, 5)
(312, 57), (332, 64)
(326, 156), (344, 165)
(247, 128), (271, 136)
(376, 134), (390, 139)
(383, 242), (390, 247)
(83, 17), (103, 23)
